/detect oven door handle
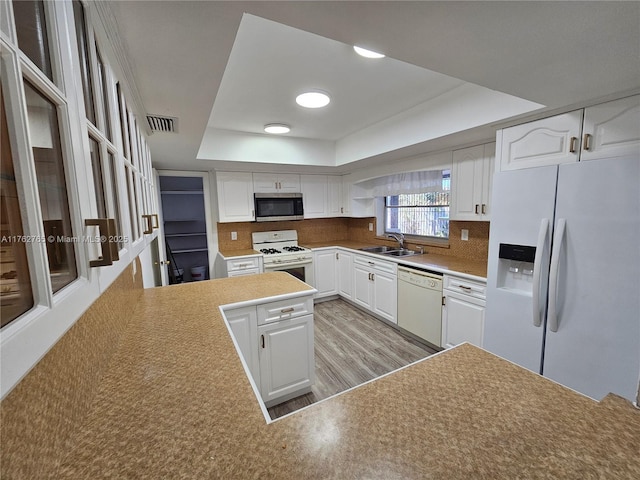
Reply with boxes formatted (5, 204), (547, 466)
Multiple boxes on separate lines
(265, 260), (312, 270)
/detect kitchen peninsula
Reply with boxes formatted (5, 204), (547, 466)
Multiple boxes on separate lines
(3, 268), (639, 479)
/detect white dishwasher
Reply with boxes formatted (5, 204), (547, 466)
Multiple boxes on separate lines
(397, 266), (443, 347)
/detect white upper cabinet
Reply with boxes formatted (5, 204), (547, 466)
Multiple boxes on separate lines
(498, 111), (583, 171)
(451, 143), (495, 221)
(300, 175), (328, 218)
(580, 95), (640, 162)
(497, 95), (639, 171)
(327, 175), (344, 216)
(253, 173), (300, 193)
(341, 178), (352, 217)
(217, 172), (255, 223)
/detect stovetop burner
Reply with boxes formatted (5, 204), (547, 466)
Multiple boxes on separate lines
(260, 248), (282, 255)
(282, 246), (305, 252)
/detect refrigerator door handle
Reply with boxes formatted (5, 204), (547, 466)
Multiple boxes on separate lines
(548, 218), (566, 333)
(532, 218), (550, 327)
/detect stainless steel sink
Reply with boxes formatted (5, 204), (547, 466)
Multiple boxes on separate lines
(358, 245), (398, 253)
(381, 249), (420, 257)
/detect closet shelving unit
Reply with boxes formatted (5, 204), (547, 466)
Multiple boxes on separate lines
(159, 176), (209, 283)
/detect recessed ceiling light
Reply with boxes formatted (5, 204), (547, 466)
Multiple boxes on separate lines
(353, 46), (385, 59)
(264, 123), (291, 134)
(296, 91), (331, 109)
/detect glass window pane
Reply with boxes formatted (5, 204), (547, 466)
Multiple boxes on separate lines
(132, 171), (141, 237)
(1, 84), (34, 327)
(384, 170), (450, 239)
(96, 44), (112, 141)
(72, 0), (96, 124)
(108, 152), (124, 249)
(116, 83), (130, 160)
(13, 0), (53, 81)
(88, 136), (106, 218)
(125, 165), (138, 240)
(24, 80), (77, 292)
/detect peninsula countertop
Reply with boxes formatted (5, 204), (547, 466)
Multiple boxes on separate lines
(57, 273), (639, 479)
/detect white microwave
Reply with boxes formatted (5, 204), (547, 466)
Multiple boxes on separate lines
(254, 193), (304, 222)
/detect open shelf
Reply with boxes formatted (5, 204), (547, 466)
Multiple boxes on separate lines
(165, 232), (207, 238)
(159, 174), (210, 284)
(172, 248), (209, 254)
(161, 190), (203, 195)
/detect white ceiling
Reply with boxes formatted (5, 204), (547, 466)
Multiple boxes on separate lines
(209, 14), (468, 141)
(105, 1), (640, 173)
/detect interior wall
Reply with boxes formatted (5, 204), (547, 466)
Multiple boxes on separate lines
(217, 217), (489, 262)
(217, 217), (350, 251)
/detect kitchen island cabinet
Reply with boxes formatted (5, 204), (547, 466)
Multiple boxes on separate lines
(3, 271), (639, 480)
(223, 287), (315, 407)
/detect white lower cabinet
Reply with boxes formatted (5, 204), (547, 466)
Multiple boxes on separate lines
(353, 255), (397, 323)
(258, 315), (315, 406)
(336, 250), (353, 299)
(221, 255), (263, 278)
(223, 294), (314, 407)
(313, 249), (338, 299)
(441, 275), (486, 349)
(224, 306), (259, 382)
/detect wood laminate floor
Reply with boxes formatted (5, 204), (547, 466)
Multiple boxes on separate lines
(268, 299), (438, 420)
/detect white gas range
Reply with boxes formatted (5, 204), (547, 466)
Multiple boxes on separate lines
(252, 230), (314, 285)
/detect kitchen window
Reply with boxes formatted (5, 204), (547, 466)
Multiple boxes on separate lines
(383, 170), (450, 239)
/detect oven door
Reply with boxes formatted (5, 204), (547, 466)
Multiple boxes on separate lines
(264, 260), (314, 286)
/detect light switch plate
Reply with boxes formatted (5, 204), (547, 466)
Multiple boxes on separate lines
(368, 223), (373, 231)
(461, 229), (469, 241)
(231, 231), (237, 241)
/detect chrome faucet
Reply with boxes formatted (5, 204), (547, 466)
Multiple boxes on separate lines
(386, 232), (405, 250)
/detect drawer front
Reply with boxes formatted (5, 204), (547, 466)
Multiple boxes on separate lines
(444, 275), (486, 300)
(227, 268), (260, 277)
(354, 255), (397, 275)
(227, 257), (261, 272)
(257, 296), (314, 325)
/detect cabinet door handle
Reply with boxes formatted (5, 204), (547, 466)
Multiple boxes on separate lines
(475, 204), (479, 214)
(583, 133), (592, 151)
(340, 207), (343, 214)
(84, 218), (113, 267)
(569, 136), (577, 153)
(281, 307), (295, 314)
(151, 213), (159, 229)
(481, 204), (486, 215)
(142, 214), (153, 234)
(442, 296), (446, 306)
(336, 253), (339, 260)
(459, 285), (472, 292)
(261, 335), (265, 348)
(371, 273), (375, 282)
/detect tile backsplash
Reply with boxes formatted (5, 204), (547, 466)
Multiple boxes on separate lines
(217, 218), (489, 262)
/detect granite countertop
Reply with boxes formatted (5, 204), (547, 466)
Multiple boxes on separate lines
(56, 273), (639, 479)
(218, 248), (262, 258)
(302, 241), (488, 279)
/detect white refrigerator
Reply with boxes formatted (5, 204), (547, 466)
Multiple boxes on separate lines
(484, 156), (640, 402)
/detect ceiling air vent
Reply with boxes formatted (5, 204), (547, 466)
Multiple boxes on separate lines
(146, 114), (178, 133)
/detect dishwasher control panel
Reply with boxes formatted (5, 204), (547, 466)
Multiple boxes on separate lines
(398, 267), (442, 290)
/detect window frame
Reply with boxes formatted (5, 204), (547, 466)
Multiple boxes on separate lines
(382, 171), (451, 242)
